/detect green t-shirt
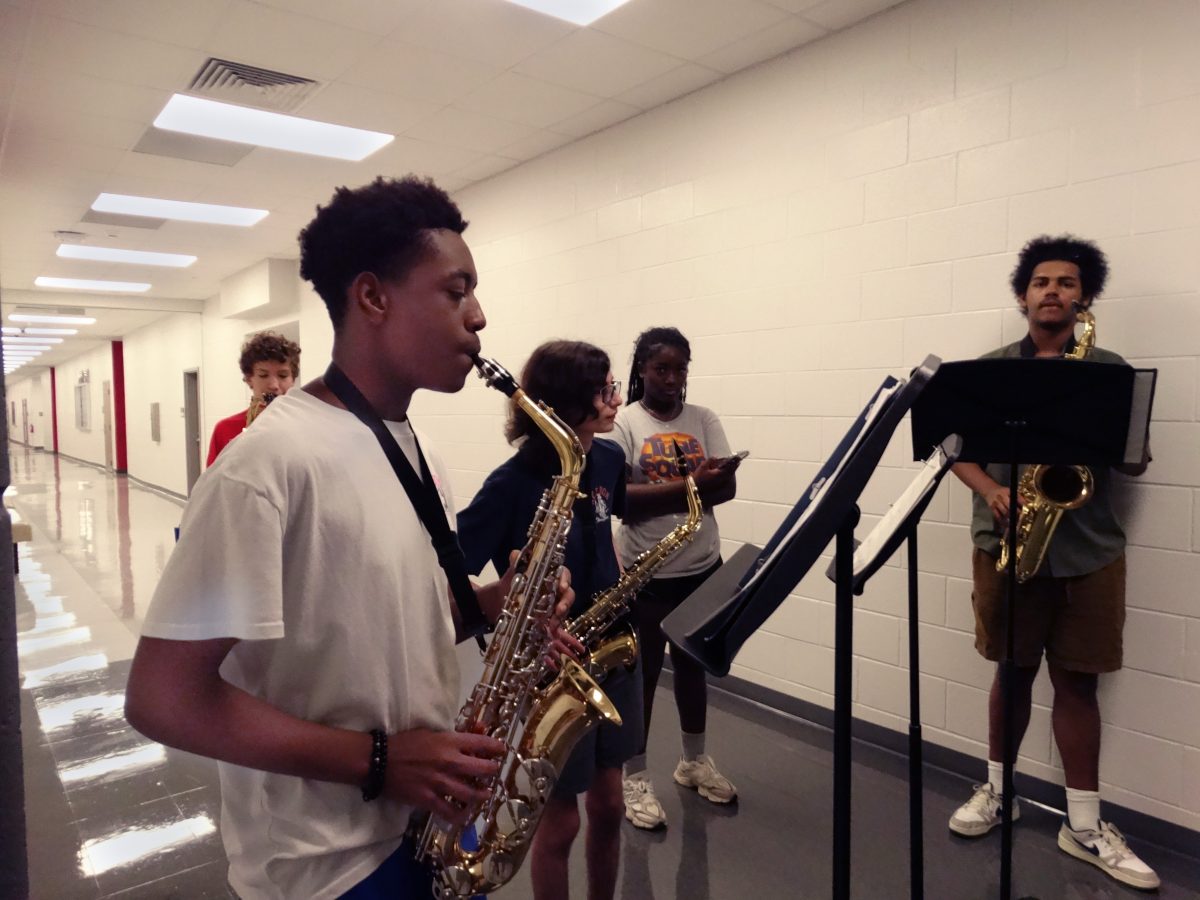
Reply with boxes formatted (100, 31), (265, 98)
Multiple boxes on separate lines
(969, 337), (1129, 577)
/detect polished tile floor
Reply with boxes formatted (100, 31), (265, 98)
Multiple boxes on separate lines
(9, 445), (1200, 899)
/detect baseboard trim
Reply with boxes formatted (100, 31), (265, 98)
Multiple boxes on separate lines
(661, 666), (1200, 861)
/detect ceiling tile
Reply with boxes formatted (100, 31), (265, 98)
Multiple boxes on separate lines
(593, 0), (791, 60)
(500, 129), (573, 163)
(514, 28), (684, 98)
(549, 99), (643, 139)
(368, 136), (487, 179)
(35, 0), (230, 50)
(340, 39), (502, 107)
(456, 72), (601, 129)
(403, 107), (539, 156)
(389, 0), (572, 69)
(250, 0), (422, 37)
(698, 16), (828, 74)
(801, 0), (906, 31)
(23, 14), (206, 92)
(615, 63), (725, 110)
(451, 154), (522, 185)
(205, 0), (384, 82)
(297, 81), (442, 136)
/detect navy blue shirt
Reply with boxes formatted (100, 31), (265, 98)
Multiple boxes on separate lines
(458, 438), (627, 619)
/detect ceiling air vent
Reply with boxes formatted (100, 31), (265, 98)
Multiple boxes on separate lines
(187, 58), (319, 113)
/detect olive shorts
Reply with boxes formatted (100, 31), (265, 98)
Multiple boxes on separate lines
(971, 548), (1126, 673)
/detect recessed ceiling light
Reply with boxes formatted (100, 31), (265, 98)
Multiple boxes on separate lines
(20, 328), (78, 336)
(154, 93), (394, 162)
(1, 327), (19, 335)
(56, 244), (197, 268)
(4, 336), (63, 344)
(3, 344), (51, 352)
(10, 314), (97, 325)
(92, 193), (268, 227)
(500, 0), (633, 26)
(35, 276), (151, 293)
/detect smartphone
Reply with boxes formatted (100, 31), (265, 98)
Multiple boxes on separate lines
(722, 450), (750, 467)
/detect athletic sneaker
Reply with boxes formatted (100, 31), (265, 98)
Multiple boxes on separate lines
(1057, 820), (1161, 891)
(948, 784), (1020, 837)
(623, 775), (667, 829)
(673, 754), (737, 803)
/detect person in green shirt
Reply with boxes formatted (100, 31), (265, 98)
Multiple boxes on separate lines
(947, 235), (1158, 891)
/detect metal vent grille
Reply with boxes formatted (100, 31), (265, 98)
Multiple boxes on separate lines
(187, 58), (318, 112)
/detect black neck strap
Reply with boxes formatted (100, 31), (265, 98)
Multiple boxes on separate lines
(323, 363), (489, 642)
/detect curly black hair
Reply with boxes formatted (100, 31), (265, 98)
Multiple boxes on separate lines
(238, 331), (300, 378)
(298, 176), (468, 328)
(626, 326), (691, 405)
(1010, 234), (1109, 310)
(506, 341), (611, 469)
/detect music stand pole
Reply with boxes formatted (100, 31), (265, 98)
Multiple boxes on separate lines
(833, 505), (860, 900)
(999, 424), (1022, 900)
(907, 533), (924, 900)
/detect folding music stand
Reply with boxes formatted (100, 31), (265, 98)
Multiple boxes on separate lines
(910, 358), (1155, 900)
(823, 435), (962, 900)
(663, 355), (942, 900)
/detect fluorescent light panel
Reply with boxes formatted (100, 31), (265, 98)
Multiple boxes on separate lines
(92, 193), (267, 227)
(10, 314), (96, 325)
(5, 336), (62, 344)
(35, 277), (150, 293)
(154, 93), (393, 161)
(500, 0), (633, 25)
(20, 328), (78, 335)
(56, 244), (196, 268)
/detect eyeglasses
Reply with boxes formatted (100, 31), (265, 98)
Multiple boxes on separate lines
(599, 380), (622, 405)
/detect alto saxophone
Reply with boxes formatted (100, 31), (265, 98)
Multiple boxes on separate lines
(996, 307), (1096, 581)
(567, 447), (703, 680)
(417, 356), (620, 899)
(245, 392), (277, 426)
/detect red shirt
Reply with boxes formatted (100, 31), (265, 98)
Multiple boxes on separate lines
(206, 409), (249, 466)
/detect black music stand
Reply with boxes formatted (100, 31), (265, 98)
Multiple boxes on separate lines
(664, 355), (942, 900)
(911, 358), (1155, 900)
(824, 434), (962, 900)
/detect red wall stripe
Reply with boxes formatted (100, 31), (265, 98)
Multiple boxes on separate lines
(111, 341), (128, 472)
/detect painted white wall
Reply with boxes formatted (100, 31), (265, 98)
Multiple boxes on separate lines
(54, 344), (115, 468)
(4, 369), (52, 449)
(123, 313), (204, 496)
(408, 0), (1200, 831)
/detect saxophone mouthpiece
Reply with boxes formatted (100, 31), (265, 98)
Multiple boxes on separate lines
(474, 355), (520, 398)
(672, 440), (690, 476)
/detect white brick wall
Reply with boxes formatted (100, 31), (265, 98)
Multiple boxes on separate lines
(431, 0), (1200, 832)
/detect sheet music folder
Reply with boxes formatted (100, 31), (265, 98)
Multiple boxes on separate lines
(663, 355), (942, 677)
(909, 358), (1155, 466)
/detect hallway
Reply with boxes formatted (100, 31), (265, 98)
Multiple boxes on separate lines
(8, 444), (1200, 899)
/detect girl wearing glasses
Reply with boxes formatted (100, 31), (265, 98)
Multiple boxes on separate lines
(457, 339), (638, 900)
(612, 326), (742, 831)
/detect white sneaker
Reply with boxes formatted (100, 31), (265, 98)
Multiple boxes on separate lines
(623, 774), (667, 829)
(1057, 820), (1161, 891)
(948, 784), (1020, 837)
(673, 754), (737, 804)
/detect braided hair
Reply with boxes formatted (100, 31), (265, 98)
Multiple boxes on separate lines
(626, 326), (691, 405)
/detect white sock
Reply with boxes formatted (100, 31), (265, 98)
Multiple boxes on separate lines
(1066, 787), (1101, 832)
(624, 754), (648, 778)
(681, 731), (705, 761)
(987, 760), (1005, 795)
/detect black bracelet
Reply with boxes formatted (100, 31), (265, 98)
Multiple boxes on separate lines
(362, 729), (388, 802)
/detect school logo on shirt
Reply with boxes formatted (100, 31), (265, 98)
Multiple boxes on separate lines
(638, 433), (705, 482)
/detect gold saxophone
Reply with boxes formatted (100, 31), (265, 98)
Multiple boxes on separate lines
(567, 452), (703, 680)
(996, 308), (1096, 582)
(417, 356), (620, 899)
(245, 392), (277, 426)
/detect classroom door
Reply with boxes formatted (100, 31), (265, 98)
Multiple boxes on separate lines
(183, 370), (201, 495)
(102, 381), (114, 470)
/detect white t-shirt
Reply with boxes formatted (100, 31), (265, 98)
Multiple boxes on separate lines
(611, 401), (731, 578)
(142, 388), (460, 900)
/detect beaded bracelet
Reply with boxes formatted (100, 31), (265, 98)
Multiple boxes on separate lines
(362, 729), (388, 802)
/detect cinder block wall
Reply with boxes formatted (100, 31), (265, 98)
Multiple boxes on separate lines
(416, 0), (1200, 831)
